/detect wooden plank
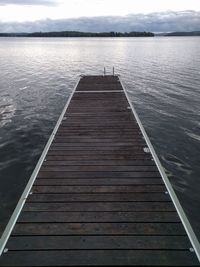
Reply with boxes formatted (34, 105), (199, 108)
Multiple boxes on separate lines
(65, 113), (133, 118)
(70, 99), (127, 102)
(76, 84), (122, 91)
(35, 178), (163, 185)
(66, 111), (132, 115)
(1, 250), (198, 266)
(52, 143), (145, 150)
(58, 125), (138, 129)
(18, 211), (180, 223)
(60, 123), (139, 127)
(56, 127), (141, 131)
(42, 160), (155, 166)
(46, 154), (152, 160)
(8, 235), (190, 250)
(70, 98), (127, 101)
(57, 128), (141, 132)
(67, 106), (131, 109)
(12, 222), (186, 235)
(32, 185), (166, 193)
(53, 138), (145, 143)
(47, 150), (149, 156)
(68, 104), (128, 107)
(55, 137), (144, 141)
(64, 117), (136, 121)
(77, 86), (123, 91)
(37, 171), (161, 178)
(72, 91), (125, 95)
(27, 192), (170, 202)
(55, 131), (141, 135)
(56, 130), (141, 133)
(23, 201), (175, 212)
(67, 104), (129, 107)
(62, 121), (137, 125)
(67, 108), (132, 112)
(55, 133), (141, 137)
(60, 119), (137, 122)
(40, 166), (158, 172)
(52, 135), (143, 139)
(49, 146), (146, 151)
(46, 154), (150, 160)
(72, 96), (126, 99)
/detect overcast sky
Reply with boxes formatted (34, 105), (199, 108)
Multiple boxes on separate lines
(0, 0), (200, 22)
(0, 0), (200, 32)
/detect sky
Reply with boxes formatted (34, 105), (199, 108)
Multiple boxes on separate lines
(0, 0), (200, 32)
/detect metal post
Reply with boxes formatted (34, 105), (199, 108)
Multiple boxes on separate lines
(104, 67), (106, 76)
(113, 67), (115, 76)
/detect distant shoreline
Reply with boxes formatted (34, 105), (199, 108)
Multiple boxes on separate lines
(1, 31), (200, 38)
(0, 31), (154, 38)
(156, 31), (200, 36)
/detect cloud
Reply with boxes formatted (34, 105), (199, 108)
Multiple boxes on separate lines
(0, 10), (200, 33)
(0, 0), (58, 6)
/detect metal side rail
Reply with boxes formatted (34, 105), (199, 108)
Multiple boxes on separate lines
(0, 77), (81, 256)
(120, 76), (200, 262)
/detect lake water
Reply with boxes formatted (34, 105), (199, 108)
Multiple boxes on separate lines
(0, 37), (200, 239)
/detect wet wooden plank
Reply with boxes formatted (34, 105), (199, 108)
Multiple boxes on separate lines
(53, 138), (145, 143)
(8, 235), (190, 250)
(49, 146), (146, 151)
(57, 129), (142, 134)
(47, 149), (149, 155)
(67, 108), (131, 112)
(35, 178), (163, 185)
(60, 124), (140, 128)
(46, 154), (152, 160)
(65, 113), (133, 118)
(1, 250), (199, 266)
(63, 117), (136, 121)
(42, 160), (155, 166)
(46, 152), (151, 159)
(40, 165), (158, 172)
(12, 222), (186, 236)
(58, 125), (140, 129)
(37, 171), (162, 178)
(66, 111), (132, 115)
(32, 185), (166, 193)
(23, 201), (175, 212)
(18, 211), (180, 223)
(76, 84), (123, 91)
(52, 143), (145, 150)
(55, 134), (143, 138)
(27, 192), (170, 202)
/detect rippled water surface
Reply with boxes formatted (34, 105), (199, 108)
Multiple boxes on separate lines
(0, 37), (200, 238)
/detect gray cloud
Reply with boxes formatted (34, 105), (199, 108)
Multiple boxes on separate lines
(0, 0), (58, 6)
(0, 10), (200, 33)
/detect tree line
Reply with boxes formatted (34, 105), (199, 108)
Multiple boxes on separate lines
(0, 31), (154, 37)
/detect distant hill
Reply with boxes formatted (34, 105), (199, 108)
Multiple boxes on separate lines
(0, 31), (154, 38)
(154, 33), (166, 36)
(165, 31), (200, 36)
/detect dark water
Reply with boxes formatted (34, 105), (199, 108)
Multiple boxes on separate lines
(0, 37), (200, 238)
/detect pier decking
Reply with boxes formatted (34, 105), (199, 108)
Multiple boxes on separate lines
(0, 75), (199, 266)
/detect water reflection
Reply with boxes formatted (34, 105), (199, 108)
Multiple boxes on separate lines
(0, 97), (16, 127)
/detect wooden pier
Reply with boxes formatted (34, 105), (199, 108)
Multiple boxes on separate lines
(0, 75), (199, 266)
